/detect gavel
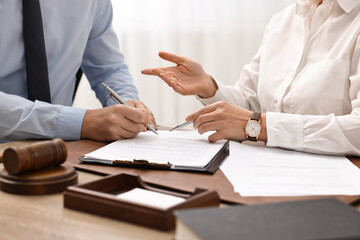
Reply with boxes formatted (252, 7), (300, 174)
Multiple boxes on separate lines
(2, 138), (67, 175)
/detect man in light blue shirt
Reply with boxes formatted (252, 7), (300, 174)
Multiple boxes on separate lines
(0, 0), (155, 142)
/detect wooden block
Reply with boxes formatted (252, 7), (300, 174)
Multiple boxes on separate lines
(2, 138), (67, 175)
(0, 165), (78, 195)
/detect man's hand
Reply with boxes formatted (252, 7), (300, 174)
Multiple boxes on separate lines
(81, 104), (152, 142)
(141, 51), (218, 98)
(126, 99), (157, 129)
(186, 101), (267, 142)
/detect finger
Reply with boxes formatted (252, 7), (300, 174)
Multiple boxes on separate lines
(148, 110), (157, 129)
(169, 81), (187, 95)
(142, 67), (174, 76)
(135, 103), (157, 129)
(197, 121), (220, 135)
(120, 116), (147, 135)
(194, 111), (219, 129)
(186, 104), (219, 122)
(159, 51), (186, 65)
(115, 105), (148, 125)
(118, 126), (140, 139)
(130, 100), (146, 109)
(141, 68), (162, 75)
(208, 131), (225, 143)
(130, 101), (157, 129)
(126, 99), (136, 107)
(159, 72), (178, 87)
(121, 119), (147, 135)
(142, 68), (177, 87)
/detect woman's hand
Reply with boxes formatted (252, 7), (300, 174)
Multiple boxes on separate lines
(186, 101), (267, 142)
(141, 51), (218, 98)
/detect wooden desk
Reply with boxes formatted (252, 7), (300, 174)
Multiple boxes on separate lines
(0, 141), (359, 240)
(0, 164), (174, 240)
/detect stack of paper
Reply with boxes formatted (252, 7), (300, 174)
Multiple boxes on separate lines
(82, 130), (227, 168)
(221, 142), (360, 196)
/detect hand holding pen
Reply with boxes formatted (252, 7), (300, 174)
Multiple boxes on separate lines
(102, 83), (158, 135)
(81, 84), (157, 142)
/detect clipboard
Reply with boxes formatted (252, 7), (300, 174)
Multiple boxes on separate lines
(79, 140), (229, 174)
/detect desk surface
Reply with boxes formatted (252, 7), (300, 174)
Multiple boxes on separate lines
(0, 141), (359, 240)
(0, 165), (174, 240)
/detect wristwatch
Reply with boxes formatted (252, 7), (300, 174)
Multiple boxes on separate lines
(244, 112), (262, 141)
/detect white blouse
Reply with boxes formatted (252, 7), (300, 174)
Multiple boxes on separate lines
(200, 0), (360, 156)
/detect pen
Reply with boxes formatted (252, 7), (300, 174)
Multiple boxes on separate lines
(101, 83), (158, 135)
(169, 121), (193, 131)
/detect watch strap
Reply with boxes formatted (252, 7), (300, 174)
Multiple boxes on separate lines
(250, 112), (261, 121)
(247, 136), (258, 141)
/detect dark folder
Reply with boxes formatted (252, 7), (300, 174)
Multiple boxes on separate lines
(174, 198), (360, 240)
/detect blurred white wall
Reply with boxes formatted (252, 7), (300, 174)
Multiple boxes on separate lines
(73, 0), (294, 126)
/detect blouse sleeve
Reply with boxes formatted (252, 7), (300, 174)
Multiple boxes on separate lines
(265, 33), (360, 156)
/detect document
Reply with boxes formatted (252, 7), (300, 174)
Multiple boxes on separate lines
(221, 141), (360, 196)
(116, 188), (185, 210)
(82, 130), (227, 169)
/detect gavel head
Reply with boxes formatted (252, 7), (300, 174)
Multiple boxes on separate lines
(2, 138), (67, 175)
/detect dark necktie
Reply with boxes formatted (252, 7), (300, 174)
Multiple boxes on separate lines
(23, 0), (51, 103)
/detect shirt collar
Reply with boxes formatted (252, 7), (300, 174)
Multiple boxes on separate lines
(296, 0), (360, 14)
(336, 0), (360, 13)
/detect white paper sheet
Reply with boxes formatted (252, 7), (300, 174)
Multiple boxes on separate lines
(116, 188), (185, 210)
(83, 130), (226, 168)
(221, 141), (360, 196)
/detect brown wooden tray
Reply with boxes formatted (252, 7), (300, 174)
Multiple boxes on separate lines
(64, 173), (219, 231)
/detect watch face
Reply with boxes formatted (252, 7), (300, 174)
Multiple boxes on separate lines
(245, 120), (261, 137)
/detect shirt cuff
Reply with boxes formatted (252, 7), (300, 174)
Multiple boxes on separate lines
(266, 112), (304, 150)
(196, 81), (228, 106)
(55, 106), (87, 140)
